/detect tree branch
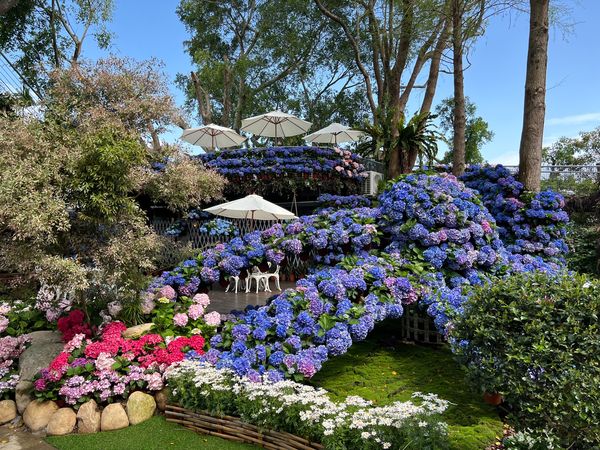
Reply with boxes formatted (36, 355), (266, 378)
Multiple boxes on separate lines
(313, 0), (377, 116)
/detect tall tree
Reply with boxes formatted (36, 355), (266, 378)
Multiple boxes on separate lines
(176, 0), (362, 131)
(314, 0), (451, 177)
(436, 96), (493, 164)
(0, 0), (113, 94)
(451, 0), (467, 175)
(518, 0), (549, 192)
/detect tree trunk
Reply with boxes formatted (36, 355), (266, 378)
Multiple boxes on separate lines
(518, 0), (549, 192)
(191, 71), (213, 125)
(451, 0), (466, 177)
(0, 0), (19, 16)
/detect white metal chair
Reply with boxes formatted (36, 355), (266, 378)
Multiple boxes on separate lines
(245, 267), (270, 293)
(264, 263), (281, 292)
(225, 274), (246, 293)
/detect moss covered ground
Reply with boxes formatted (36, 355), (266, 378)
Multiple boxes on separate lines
(310, 320), (503, 450)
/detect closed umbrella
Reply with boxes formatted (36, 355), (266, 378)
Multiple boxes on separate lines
(180, 124), (246, 151)
(204, 194), (297, 221)
(305, 123), (364, 146)
(241, 110), (312, 140)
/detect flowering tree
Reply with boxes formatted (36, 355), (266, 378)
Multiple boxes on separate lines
(0, 57), (225, 321)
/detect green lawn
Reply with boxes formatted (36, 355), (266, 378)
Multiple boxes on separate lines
(309, 320), (503, 450)
(47, 416), (256, 450)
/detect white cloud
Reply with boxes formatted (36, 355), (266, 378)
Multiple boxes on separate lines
(488, 150), (519, 166)
(546, 112), (600, 126)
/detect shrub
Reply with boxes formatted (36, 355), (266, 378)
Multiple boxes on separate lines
(452, 272), (600, 449)
(461, 165), (569, 264)
(200, 146), (366, 198)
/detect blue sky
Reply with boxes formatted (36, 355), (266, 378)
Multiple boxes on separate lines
(85, 1), (600, 164)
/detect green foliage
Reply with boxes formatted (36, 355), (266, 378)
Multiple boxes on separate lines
(566, 215), (599, 275)
(310, 320), (503, 450)
(435, 97), (493, 165)
(359, 110), (440, 170)
(0, 282), (49, 335)
(47, 416), (257, 450)
(176, 0), (363, 129)
(69, 128), (145, 222)
(0, 0), (114, 93)
(0, 58), (224, 320)
(452, 272), (600, 449)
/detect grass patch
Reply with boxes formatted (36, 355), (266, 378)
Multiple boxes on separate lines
(47, 416), (257, 450)
(309, 320), (503, 450)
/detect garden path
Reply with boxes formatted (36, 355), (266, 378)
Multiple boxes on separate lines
(206, 281), (295, 314)
(0, 424), (55, 450)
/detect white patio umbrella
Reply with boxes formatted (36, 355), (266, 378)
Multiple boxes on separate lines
(180, 124), (246, 151)
(241, 110), (312, 140)
(204, 194), (297, 221)
(304, 123), (364, 145)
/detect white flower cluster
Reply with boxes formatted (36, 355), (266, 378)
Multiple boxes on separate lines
(167, 361), (449, 449)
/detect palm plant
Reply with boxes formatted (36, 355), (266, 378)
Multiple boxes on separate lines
(357, 110), (440, 176)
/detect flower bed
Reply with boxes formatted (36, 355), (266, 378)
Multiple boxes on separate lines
(166, 361), (450, 450)
(33, 322), (204, 406)
(199, 146), (366, 198)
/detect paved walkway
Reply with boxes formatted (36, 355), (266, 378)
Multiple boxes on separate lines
(0, 424), (55, 450)
(206, 281), (295, 314)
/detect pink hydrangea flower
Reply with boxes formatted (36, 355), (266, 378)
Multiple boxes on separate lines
(144, 372), (164, 390)
(188, 304), (204, 321)
(140, 293), (156, 315)
(64, 334), (86, 353)
(157, 285), (176, 301)
(192, 293), (210, 308)
(203, 311), (221, 327)
(0, 316), (8, 334)
(173, 313), (188, 327)
(95, 352), (116, 371)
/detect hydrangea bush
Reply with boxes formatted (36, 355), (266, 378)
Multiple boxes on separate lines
(167, 361), (450, 450)
(461, 165), (569, 263)
(145, 173), (569, 383)
(200, 146), (366, 198)
(316, 194), (372, 212)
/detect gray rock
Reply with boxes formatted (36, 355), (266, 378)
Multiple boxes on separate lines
(18, 342), (64, 382)
(100, 403), (129, 431)
(23, 400), (58, 432)
(23, 331), (62, 346)
(0, 399), (17, 424)
(126, 391), (156, 425)
(122, 323), (154, 339)
(76, 399), (101, 434)
(46, 408), (76, 436)
(15, 380), (34, 414)
(154, 388), (169, 411)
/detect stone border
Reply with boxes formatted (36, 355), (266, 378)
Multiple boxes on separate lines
(1, 389), (167, 436)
